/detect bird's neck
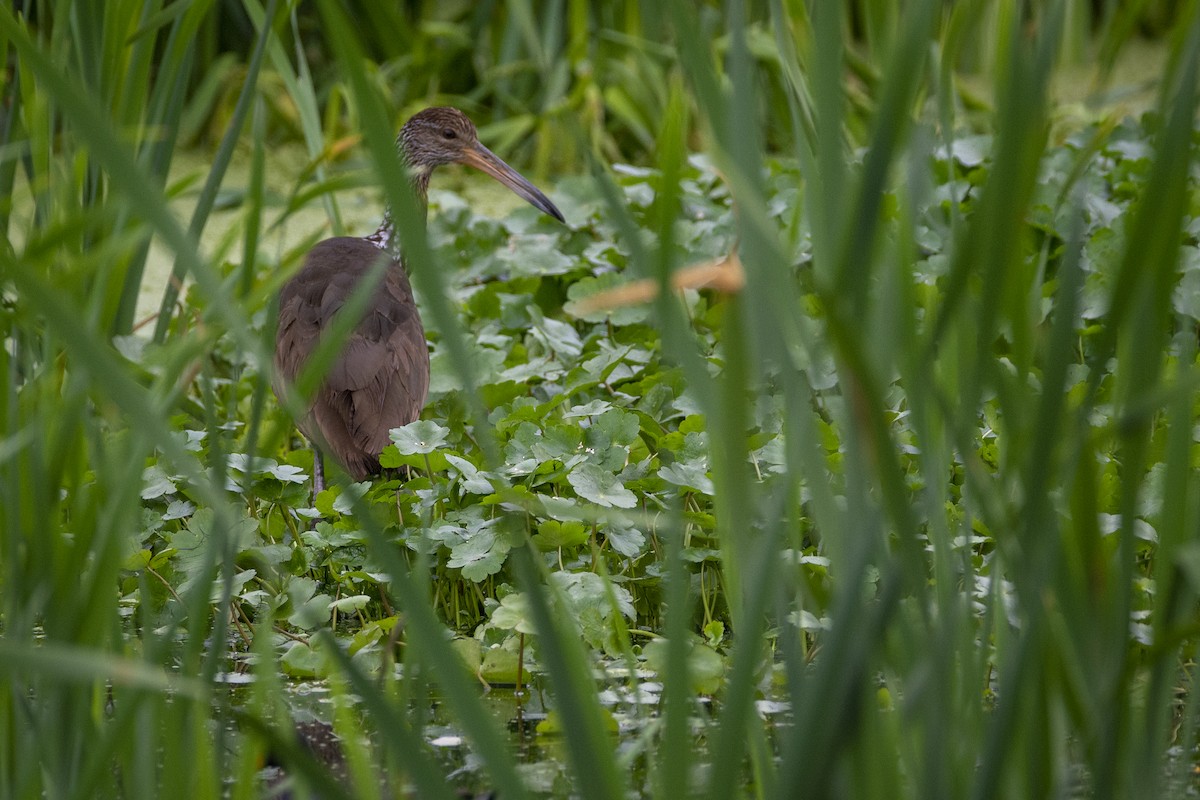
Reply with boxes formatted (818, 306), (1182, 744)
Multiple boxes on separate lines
(363, 168), (432, 255)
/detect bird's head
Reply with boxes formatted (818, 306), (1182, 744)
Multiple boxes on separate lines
(397, 107), (564, 223)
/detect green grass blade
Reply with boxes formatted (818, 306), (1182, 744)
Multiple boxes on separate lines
(152, 0), (278, 341)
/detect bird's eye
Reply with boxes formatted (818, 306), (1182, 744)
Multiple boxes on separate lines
(441, 128), (457, 140)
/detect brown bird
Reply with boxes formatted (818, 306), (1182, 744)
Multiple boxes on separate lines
(274, 107), (564, 492)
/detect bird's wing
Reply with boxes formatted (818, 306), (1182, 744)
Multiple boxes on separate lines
(274, 237), (430, 477)
(324, 269), (429, 456)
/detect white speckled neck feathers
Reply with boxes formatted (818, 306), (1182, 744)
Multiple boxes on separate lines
(363, 206), (397, 253)
(361, 167), (432, 256)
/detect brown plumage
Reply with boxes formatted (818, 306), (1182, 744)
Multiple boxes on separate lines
(274, 108), (564, 489)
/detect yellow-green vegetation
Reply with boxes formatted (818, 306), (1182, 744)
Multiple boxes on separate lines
(3, 1), (1200, 798)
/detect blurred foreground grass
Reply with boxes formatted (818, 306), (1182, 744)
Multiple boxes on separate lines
(3, 1), (1200, 799)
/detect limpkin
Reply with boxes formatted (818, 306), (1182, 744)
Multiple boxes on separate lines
(274, 107), (564, 491)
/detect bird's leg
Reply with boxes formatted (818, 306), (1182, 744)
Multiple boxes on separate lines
(312, 448), (326, 498)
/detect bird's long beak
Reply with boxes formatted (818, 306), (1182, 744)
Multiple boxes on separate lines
(460, 143), (565, 223)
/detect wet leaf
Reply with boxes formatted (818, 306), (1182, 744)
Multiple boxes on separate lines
(605, 525), (645, 558)
(265, 463), (308, 483)
(390, 419), (451, 454)
(448, 529), (510, 582)
(532, 520), (590, 550)
(329, 595), (371, 613)
(331, 481), (371, 515)
(645, 635), (725, 694)
(568, 463), (637, 508)
(494, 234), (574, 276)
(564, 272), (650, 325)
(530, 314), (583, 359)
(141, 465), (177, 499)
(445, 453), (498, 495)
(281, 641), (323, 678)
(162, 499), (195, 520)
(659, 459), (714, 495)
(479, 646), (521, 684)
(490, 592), (535, 634)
